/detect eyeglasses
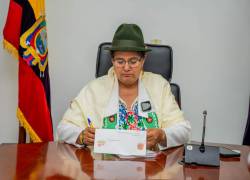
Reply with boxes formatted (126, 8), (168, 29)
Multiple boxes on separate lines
(113, 56), (142, 68)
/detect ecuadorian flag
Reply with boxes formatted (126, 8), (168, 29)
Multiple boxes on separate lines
(3, 0), (53, 142)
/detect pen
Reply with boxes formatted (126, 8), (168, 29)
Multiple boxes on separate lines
(87, 117), (94, 128)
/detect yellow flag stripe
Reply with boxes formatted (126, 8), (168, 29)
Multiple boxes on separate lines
(28, 0), (45, 19)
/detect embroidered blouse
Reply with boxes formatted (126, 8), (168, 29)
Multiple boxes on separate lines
(118, 98), (145, 130)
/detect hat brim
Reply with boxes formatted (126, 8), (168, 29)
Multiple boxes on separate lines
(105, 46), (151, 52)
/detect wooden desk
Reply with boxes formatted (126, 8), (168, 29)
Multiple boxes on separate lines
(0, 142), (249, 179)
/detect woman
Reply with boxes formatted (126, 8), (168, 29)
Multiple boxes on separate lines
(57, 23), (191, 150)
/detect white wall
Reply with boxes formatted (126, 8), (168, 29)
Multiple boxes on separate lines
(0, 0), (249, 144)
(0, 0), (19, 143)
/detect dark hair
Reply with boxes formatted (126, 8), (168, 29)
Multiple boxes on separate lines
(110, 51), (146, 59)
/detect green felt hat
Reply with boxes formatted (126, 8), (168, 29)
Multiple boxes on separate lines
(107, 23), (151, 52)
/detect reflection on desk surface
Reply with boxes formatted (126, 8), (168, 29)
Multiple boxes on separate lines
(0, 142), (249, 180)
(94, 160), (145, 179)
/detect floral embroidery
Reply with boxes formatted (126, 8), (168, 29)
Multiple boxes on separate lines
(118, 100), (145, 130)
(102, 100), (159, 129)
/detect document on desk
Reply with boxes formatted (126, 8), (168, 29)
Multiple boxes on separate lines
(118, 150), (160, 159)
(94, 129), (146, 156)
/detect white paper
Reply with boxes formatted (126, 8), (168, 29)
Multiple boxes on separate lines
(94, 160), (145, 179)
(94, 129), (146, 156)
(118, 150), (160, 159)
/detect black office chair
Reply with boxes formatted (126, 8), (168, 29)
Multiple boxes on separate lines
(96, 42), (181, 108)
(243, 97), (250, 145)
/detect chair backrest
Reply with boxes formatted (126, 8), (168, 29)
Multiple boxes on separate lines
(96, 42), (173, 81)
(96, 42), (181, 108)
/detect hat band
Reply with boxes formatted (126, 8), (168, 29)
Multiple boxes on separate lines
(112, 39), (144, 48)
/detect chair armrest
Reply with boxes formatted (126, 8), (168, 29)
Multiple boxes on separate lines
(170, 83), (181, 109)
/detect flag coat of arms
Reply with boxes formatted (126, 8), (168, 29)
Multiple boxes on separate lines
(3, 0), (53, 142)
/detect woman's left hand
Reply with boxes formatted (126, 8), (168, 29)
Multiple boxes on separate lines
(146, 128), (166, 150)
